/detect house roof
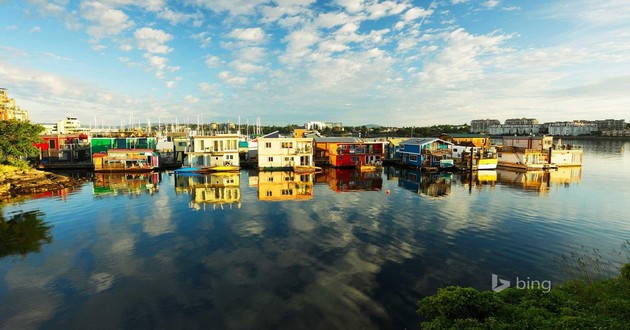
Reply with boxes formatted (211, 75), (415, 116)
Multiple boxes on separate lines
(441, 133), (489, 138)
(314, 137), (363, 143)
(400, 138), (453, 146)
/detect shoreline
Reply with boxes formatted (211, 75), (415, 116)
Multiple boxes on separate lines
(0, 167), (87, 203)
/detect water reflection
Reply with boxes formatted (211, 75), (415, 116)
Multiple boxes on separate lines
(392, 169), (451, 198)
(0, 210), (51, 259)
(256, 171), (313, 201)
(93, 172), (161, 197)
(174, 172), (241, 210)
(317, 168), (383, 192)
(495, 167), (582, 193)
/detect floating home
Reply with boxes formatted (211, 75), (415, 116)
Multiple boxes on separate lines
(257, 137), (315, 172)
(314, 137), (385, 168)
(496, 136), (583, 171)
(93, 148), (160, 172)
(398, 138), (453, 170)
(184, 134), (240, 171)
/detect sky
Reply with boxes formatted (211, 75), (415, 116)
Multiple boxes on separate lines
(1, 0), (629, 127)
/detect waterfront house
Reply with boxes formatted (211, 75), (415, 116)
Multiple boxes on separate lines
(257, 171), (314, 201)
(384, 138), (405, 162)
(496, 136), (582, 170)
(91, 137), (158, 154)
(34, 134), (91, 164)
(257, 137), (315, 171)
(314, 137), (384, 168)
(93, 148), (160, 172)
(184, 134), (240, 171)
(398, 138), (453, 169)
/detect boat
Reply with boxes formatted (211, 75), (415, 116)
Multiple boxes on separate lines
(196, 165), (240, 173)
(93, 149), (159, 173)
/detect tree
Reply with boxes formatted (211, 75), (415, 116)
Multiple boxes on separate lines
(0, 120), (44, 162)
(0, 210), (53, 258)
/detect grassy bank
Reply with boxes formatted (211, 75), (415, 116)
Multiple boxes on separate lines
(0, 164), (84, 202)
(416, 263), (630, 329)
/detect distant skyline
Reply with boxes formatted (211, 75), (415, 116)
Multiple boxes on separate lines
(1, 0), (629, 126)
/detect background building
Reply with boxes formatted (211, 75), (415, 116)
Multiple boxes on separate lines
(547, 121), (598, 136)
(0, 88), (29, 121)
(504, 118), (539, 125)
(470, 119), (500, 133)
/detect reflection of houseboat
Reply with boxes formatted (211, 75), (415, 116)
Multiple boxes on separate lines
(496, 136), (583, 171)
(398, 169), (452, 198)
(496, 167), (582, 193)
(257, 171), (314, 201)
(398, 138), (453, 171)
(319, 168), (383, 192)
(183, 134), (240, 172)
(175, 172), (241, 210)
(93, 149), (160, 172)
(93, 172), (160, 196)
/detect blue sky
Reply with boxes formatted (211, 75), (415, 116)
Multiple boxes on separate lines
(1, 0), (628, 126)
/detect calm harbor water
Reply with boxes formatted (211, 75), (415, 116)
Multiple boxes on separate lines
(1, 139), (629, 329)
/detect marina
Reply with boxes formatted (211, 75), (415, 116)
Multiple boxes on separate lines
(1, 139), (628, 328)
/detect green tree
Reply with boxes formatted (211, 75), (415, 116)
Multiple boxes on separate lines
(0, 210), (53, 258)
(0, 120), (44, 163)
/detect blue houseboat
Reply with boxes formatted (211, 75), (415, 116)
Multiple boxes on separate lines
(399, 138), (453, 170)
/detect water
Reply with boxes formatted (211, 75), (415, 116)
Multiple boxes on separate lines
(1, 139), (629, 329)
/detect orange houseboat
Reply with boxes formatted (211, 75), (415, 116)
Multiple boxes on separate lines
(93, 148), (160, 172)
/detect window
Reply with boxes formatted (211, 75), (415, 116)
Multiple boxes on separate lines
(48, 140), (56, 149)
(268, 157), (274, 162)
(178, 142), (186, 147)
(351, 156), (359, 162)
(282, 142), (293, 148)
(410, 155), (418, 161)
(267, 177), (274, 182)
(266, 191), (273, 196)
(266, 142), (272, 148)
(285, 157), (290, 161)
(281, 189), (294, 195)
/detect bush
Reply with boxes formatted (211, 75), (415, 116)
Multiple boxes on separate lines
(417, 264), (630, 329)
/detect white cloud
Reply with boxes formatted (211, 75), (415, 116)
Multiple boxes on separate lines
(80, 1), (134, 40)
(134, 27), (173, 54)
(335, 0), (364, 13)
(205, 55), (221, 68)
(238, 47), (266, 62)
(143, 54), (178, 78)
(230, 60), (265, 74)
(119, 43), (133, 51)
(158, 8), (203, 25)
(30, 26), (41, 33)
(218, 71), (248, 85)
(184, 94), (199, 103)
(314, 12), (351, 29)
(421, 28), (512, 87)
(451, 0), (469, 4)
(192, 32), (212, 48)
(227, 27), (267, 44)
(483, 1), (500, 9)
(402, 7), (433, 22)
(282, 28), (320, 63)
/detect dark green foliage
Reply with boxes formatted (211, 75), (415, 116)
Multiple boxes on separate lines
(417, 264), (630, 329)
(0, 120), (44, 162)
(0, 210), (52, 258)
